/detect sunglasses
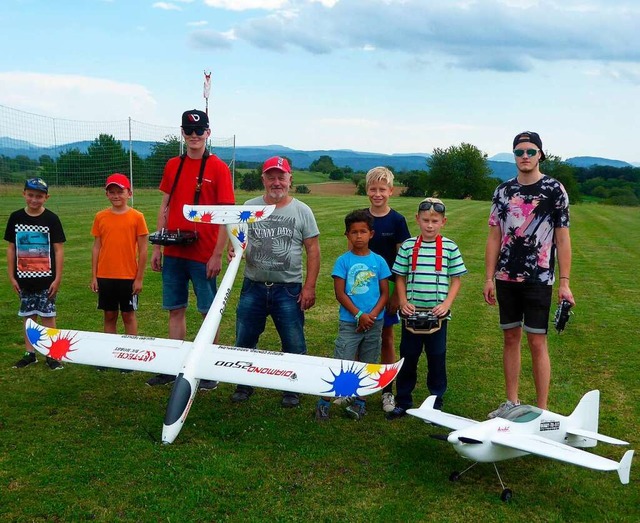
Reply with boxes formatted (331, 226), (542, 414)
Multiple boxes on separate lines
(24, 178), (49, 192)
(183, 127), (207, 136)
(418, 201), (446, 214)
(513, 148), (539, 158)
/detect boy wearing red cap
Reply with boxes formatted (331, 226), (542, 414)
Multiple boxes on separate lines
(91, 174), (148, 337)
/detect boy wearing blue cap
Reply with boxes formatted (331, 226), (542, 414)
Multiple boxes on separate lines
(4, 178), (66, 369)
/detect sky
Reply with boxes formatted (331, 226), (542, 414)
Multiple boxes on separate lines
(1, 0), (639, 163)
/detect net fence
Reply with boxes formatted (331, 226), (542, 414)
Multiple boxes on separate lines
(0, 104), (235, 189)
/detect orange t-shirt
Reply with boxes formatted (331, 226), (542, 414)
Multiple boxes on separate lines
(91, 208), (149, 279)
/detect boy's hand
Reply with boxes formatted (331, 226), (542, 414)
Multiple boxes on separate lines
(151, 249), (163, 272)
(133, 278), (143, 295)
(483, 280), (496, 305)
(399, 302), (416, 317)
(90, 278), (99, 293)
(9, 277), (20, 294)
(357, 313), (375, 332)
(48, 280), (60, 298)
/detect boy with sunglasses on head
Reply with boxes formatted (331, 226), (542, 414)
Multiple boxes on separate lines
(483, 131), (575, 419)
(147, 109), (235, 388)
(5, 178), (66, 370)
(386, 198), (467, 419)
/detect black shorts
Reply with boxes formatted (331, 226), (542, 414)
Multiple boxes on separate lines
(495, 280), (552, 334)
(97, 278), (138, 313)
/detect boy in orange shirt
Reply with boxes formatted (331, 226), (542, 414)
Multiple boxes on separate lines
(91, 174), (149, 335)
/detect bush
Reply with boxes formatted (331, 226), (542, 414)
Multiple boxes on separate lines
(295, 185), (310, 194)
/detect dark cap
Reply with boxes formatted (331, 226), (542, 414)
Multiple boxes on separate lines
(513, 131), (546, 161)
(24, 177), (49, 193)
(181, 109), (209, 129)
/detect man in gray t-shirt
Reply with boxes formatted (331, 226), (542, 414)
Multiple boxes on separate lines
(231, 156), (320, 408)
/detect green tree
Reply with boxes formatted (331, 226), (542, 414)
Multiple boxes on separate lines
(142, 135), (181, 188)
(542, 155), (582, 204)
(425, 143), (494, 200)
(309, 155), (337, 174)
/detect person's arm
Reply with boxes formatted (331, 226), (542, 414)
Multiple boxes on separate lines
(133, 234), (148, 294)
(206, 225), (228, 279)
(396, 274), (415, 316)
(151, 192), (170, 272)
(49, 242), (64, 298)
(433, 276), (461, 318)
(555, 227), (575, 306)
(483, 225), (501, 305)
(6, 242), (19, 293)
(299, 235), (320, 311)
(387, 241), (404, 312)
(90, 237), (101, 293)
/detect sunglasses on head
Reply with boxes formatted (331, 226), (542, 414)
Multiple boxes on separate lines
(418, 201), (446, 214)
(513, 148), (539, 158)
(183, 127), (207, 136)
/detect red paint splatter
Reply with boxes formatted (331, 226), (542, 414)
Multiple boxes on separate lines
(254, 209), (265, 219)
(201, 212), (213, 223)
(375, 366), (399, 389)
(48, 332), (77, 360)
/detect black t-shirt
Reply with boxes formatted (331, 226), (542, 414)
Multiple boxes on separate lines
(4, 208), (66, 291)
(367, 208), (411, 283)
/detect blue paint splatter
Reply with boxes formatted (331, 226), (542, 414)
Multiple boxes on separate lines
(322, 362), (369, 396)
(236, 230), (246, 244)
(26, 325), (45, 347)
(238, 210), (252, 222)
(188, 209), (198, 219)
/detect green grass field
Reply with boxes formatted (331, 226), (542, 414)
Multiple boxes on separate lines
(0, 185), (638, 522)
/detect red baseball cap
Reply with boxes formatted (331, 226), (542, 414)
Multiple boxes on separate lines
(262, 156), (291, 174)
(105, 173), (131, 190)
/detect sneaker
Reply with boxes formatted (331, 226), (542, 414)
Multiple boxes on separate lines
(198, 380), (218, 391)
(433, 397), (444, 411)
(315, 400), (331, 421)
(487, 400), (520, 419)
(13, 352), (37, 368)
(146, 374), (175, 387)
(382, 392), (396, 413)
(333, 396), (354, 407)
(385, 406), (407, 421)
(231, 387), (253, 403)
(46, 356), (64, 370)
(346, 399), (367, 420)
(281, 392), (300, 408)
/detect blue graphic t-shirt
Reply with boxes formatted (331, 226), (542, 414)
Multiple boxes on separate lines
(332, 250), (391, 323)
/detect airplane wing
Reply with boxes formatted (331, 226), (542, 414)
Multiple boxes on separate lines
(407, 395), (478, 431)
(26, 319), (403, 397)
(491, 433), (627, 472)
(566, 428), (629, 446)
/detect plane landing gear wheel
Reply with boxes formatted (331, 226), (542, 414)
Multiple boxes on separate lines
(500, 488), (513, 502)
(449, 471), (461, 482)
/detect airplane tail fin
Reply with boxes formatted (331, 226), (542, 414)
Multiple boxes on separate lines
(618, 450), (634, 485)
(567, 390), (600, 448)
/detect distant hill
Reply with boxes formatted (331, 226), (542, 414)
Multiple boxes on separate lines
(0, 136), (635, 176)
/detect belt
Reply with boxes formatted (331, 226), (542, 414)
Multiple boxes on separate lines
(248, 279), (298, 287)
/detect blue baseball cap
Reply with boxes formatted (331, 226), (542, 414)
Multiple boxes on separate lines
(24, 178), (49, 193)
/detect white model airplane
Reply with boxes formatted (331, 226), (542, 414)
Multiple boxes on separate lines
(26, 205), (403, 444)
(407, 390), (634, 501)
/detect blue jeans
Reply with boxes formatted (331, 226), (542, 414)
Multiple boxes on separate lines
(162, 255), (217, 313)
(235, 278), (307, 394)
(395, 320), (448, 409)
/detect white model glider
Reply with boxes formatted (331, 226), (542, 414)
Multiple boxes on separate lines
(27, 205), (403, 444)
(407, 390), (633, 501)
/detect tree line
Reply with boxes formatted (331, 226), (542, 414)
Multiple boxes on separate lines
(2, 135), (639, 206)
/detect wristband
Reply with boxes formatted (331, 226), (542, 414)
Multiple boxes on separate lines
(355, 311), (363, 322)
(560, 277), (570, 280)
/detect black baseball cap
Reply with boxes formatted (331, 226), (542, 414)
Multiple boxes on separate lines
(181, 109), (209, 129)
(513, 131), (546, 161)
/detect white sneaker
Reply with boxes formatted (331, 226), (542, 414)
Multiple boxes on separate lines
(333, 397), (353, 407)
(382, 392), (396, 413)
(487, 400), (520, 419)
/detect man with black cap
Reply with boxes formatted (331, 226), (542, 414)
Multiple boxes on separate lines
(483, 131), (575, 418)
(147, 109), (235, 387)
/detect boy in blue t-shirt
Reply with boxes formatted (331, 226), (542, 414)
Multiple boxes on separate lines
(315, 209), (391, 421)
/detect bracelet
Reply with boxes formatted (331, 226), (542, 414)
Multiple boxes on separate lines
(560, 277), (570, 280)
(485, 279), (493, 282)
(355, 311), (363, 322)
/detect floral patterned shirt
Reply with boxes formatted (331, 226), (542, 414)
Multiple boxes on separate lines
(488, 175), (569, 285)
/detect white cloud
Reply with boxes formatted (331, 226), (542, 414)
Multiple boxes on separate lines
(203, 0), (288, 11)
(187, 20), (209, 26)
(152, 2), (182, 11)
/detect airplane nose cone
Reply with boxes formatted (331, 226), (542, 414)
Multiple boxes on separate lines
(448, 432), (459, 445)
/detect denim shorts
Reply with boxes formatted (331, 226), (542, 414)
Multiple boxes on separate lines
(334, 319), (383, 364)
(495, 280), (553, 334)
(162, 255), (217, 313)
(18, 289), (56, 317)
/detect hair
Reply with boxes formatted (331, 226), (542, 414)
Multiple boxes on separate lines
(365, 166), (394, 189)
(344, 209), (374, 233)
